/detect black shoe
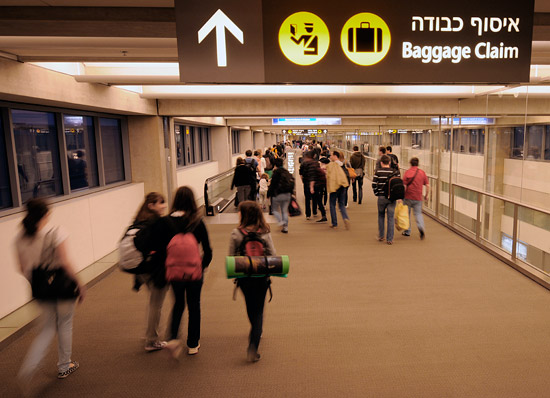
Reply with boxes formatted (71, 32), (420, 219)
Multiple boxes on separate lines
(316, 217), (328, 223)
(402, 231), (410, 237)
(358, 200), (362, 205)
(420, 229), (425, 240)
(247, 347), (261, 362)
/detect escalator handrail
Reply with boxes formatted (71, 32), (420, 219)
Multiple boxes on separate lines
(204, 167), (236, 213)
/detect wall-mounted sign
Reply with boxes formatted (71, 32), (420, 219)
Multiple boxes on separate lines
(176, 0), (534, 84)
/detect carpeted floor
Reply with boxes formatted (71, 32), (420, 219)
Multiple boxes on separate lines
(2, 193), (550, 398)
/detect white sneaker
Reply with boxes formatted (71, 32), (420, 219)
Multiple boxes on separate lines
(188, 343), (200, 355)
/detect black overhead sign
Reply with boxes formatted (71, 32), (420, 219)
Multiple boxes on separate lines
(175, 0), (534, 84)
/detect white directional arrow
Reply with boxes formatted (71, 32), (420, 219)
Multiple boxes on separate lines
(198, 9), (244, 67)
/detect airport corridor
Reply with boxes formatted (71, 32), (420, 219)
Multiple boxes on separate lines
(2, 193), (550, 398)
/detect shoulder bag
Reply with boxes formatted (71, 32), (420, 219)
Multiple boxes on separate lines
(31, 229), (79, 301)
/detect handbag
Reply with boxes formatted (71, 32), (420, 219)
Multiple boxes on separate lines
(288, 196), (302, 217)
(31, 229), (79, 301)
(346, 167), (357, 179)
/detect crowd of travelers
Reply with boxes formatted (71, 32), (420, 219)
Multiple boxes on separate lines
(14, 138), (429, 394)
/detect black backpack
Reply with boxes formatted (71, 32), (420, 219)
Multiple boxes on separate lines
(278, 169), (295, 193)
(386, 173), (405, 201)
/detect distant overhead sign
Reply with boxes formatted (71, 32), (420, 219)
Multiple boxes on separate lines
(282, 129), (328, 134)
(274, 118), (341, 126)
(175, 0), (534, 84)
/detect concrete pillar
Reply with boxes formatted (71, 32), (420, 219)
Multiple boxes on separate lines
(254, 131), (265, 152)
(239, 129), (253, 153)
(211, 126), (232, 171)
(127, 115), (169, 199)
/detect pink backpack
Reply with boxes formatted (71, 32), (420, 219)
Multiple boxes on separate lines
(165, 230), (202, 282)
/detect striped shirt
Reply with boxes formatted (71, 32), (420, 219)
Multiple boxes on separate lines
(372, 167), (398, 196)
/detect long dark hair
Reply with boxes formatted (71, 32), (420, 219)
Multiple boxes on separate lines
(22, 198), (49, 238)
(171, 186), (201, 225)
(238, 201), (270, 234)
(135, 192), (165, 223)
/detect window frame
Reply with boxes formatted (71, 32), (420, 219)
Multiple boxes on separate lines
(174, 123), (212, 169)
(0, 101), (130, 217)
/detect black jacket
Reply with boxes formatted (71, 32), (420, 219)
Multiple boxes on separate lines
(231, 164), (255, 189)
(267, 167), (294, 198)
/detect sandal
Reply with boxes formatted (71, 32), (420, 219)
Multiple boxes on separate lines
(58, 361), (79, 379)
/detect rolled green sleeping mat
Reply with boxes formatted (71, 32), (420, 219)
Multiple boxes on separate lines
(226, 256), (289, 278)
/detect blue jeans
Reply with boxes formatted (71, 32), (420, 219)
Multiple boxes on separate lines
(377, 196), (396, 242)
(329, 187), (349, 227)
(404, 199), (425, 234)
(271, 192), (291, 228)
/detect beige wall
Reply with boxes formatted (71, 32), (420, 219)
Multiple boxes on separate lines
(0, 59), (156, 115)
(0, 183), (144, 318)
(176, 162), (219, 204)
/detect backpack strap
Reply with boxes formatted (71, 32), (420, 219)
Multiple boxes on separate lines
(405, 168), (420, 187)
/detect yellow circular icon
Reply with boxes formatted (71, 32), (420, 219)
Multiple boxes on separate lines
(341, 13), (391, 66)
(279, 12), (330, 66)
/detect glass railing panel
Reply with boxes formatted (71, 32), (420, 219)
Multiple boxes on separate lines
(204, 168), (235, 214)
(480, 195), (512, 260)
(452, 186), (476, 235)
(517, 207), (550, 274)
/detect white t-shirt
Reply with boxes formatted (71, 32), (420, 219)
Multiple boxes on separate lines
(16, 225), (68, 280)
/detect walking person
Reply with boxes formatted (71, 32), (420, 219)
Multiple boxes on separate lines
(350, 146), (366, 204)
(372, 155), (397, 244)
(258, 173), (269, 211)
(326, 151), (350, 229)
(299, 151), (319, 220)
(232, 157), (256, 206)
(244, 150), (259, 200)
(137, 187), (212, 358)
(17, 199), (86, 390)
(267, 158), (294, 233)
(402, 157), (429, 239)
(386, 146), (400, 170)
(130, 192), (169, 352)
(229, 201), (276, 362)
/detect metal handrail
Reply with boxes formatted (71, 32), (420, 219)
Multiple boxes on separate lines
(452, 182), (550, 216)
(204, 167), (235, 215)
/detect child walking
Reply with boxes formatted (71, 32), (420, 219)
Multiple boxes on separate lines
(229, 201), (276, 362)
(258, 173), (269, 210)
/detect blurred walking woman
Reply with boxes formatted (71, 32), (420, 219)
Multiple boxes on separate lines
(16, 199), (86, 385)
(136, 187), (212, 358)
(131, 192), (168, 352)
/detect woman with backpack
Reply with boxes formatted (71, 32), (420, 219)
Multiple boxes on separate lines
(135, 187), (212, 359)
(129, 192), (169, 352)
(231, 157), (256, 206)
(16, 199), (85, 388)
(267, 157), (294, 233)
(229, 201), (276, 362)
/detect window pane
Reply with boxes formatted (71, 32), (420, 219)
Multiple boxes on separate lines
(526, 125), (543, 160)
(64, 115), (99, 190)
(0, 115), (12, 209)
(175, 125), (184, 167)
(100, 118), (125, 184)
(12, 109), (62, 203)
(511, 127), (524, 158)
(204, 128), (210, 160)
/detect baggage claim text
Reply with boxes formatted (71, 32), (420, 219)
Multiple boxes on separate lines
(402, 16), (522, 64)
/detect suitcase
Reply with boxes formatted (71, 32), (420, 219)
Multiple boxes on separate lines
(348, 22), (382, 53)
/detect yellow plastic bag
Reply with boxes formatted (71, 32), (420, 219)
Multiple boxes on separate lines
(395, 202), (410, 231)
